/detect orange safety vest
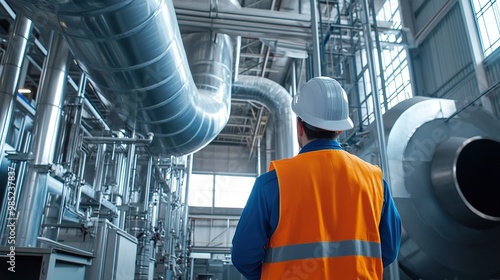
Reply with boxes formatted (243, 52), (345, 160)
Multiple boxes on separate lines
(261, 149), (384, 280)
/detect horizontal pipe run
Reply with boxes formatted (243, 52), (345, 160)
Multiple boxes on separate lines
(83, 98), (111, 131)
(83, 132), (154, 145)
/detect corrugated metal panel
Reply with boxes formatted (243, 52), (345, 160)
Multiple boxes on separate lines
(485, 53), (500, 117)
(413, 0), (449, 32)
(416, 4), (475, 98)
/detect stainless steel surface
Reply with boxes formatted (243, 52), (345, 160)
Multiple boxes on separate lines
(79, 219), (137, 280)
(309, 0), (321, 77)
(92, 143), (107, 193)
(431, 136), (500, 227)
(83, 132), (154, 145)
(174, 0), (311, 42)
(13, 0), (233, 156)
(360, 0), (390, 181)
(360, 1), (399, 279)
(182, 154), (193, 266)
(16, 32), (71, 247)
(128, 207), (153, 280)
(1, 243), (92, 280)
(119, 136), (136, 229)
(356, 97), (500, 279)
(0, 15), (32, 158)
(232, 75), (294, 160)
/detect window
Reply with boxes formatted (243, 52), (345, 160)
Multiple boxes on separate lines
(188, 174), (213, 207)
(354, 0), (413, 127)
(214, 175), (254, 208)
(188, 173), (255, 208)
(471, 0), (500, 56)
(376, 0), (413, 109)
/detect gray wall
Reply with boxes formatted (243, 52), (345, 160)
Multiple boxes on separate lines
(403, 0), (500, 118)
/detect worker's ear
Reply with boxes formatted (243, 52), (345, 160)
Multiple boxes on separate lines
(297, 119), (304, 137)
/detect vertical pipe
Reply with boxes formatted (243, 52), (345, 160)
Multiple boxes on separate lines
(0, 15), (32, 156)
(16, 32), (71, 247)
(189, 257), (195, 280)
(257, 139), (261, 176)
(349, 1), (364, 131)
(143, 156), (153, 212)
(369, 0), (389, 111)
(361, 1), (399, 279)
(182, 155), (193, 268)
(261, 47), (271, 77)
(63, 74), (86, 172)
(234, 36), (241, 82)
(113, 152), (126, 226)
(458, 0), (491, 110)
(291, 59), (297, 98)
(92, 143), (107, 192)
(119, 131), (136, 228)
(310, 0), (322, 77)
(360, 0), (390, 176)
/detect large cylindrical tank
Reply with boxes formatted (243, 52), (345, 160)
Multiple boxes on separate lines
(352, 97), (500, 279)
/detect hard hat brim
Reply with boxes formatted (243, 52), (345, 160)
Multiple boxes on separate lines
(292, 104), (354, 131)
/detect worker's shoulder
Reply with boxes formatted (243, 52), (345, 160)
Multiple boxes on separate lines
(255, 169), (278, 186)
(342, 150), (382, 172)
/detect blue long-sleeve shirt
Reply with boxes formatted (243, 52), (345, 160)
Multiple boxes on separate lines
(231, 139), (401, 280)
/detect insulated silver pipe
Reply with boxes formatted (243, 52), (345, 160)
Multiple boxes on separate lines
(357, 97), (500, 279)
(83, 132), (154, 145)
(0, 15), (32, 157)
(92, 144), (107, 192)
(309, 0), (321, 77)
(174, 0), (312, 42)
(13, 0), (234, 156)
(234, 36), (242, 82)
(431, 136), (500, 227)
(182, 154), (193, 277)
(83, 98), (110, 132)
(232, 75), (294, 160)
(360, 0), (390, 179)
(143, 156), (153, 212)
(119, 137), (136, 228)
(17, 32), (71, 247)
(359, 2), (398, 278)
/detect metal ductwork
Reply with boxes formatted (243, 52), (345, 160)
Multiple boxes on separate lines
(232, 75), (294, 160)
(354, 97), (500, 279)
(16, 32), (71, 247)
(13, 0), (234, 156)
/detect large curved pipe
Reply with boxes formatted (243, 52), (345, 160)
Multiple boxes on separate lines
(13, 0), (234, 156)
(354, 97), (500, 279)
(232, 75), (294, 160)
(431, 136), (500, 228)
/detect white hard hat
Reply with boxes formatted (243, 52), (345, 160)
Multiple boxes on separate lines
(292, 77), (354, 131)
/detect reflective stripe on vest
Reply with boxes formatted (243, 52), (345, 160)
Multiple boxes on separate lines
(264, 240), (382, 263)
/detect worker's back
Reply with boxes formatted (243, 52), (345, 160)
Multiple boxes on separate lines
(261, 149), (384, 279)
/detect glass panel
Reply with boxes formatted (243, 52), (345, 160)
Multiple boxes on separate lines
(471, 0), (500, 55)
(188, 174), (214, 207)
(214, 175), (255, 208)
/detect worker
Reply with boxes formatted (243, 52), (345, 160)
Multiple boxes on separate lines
(231, 77), (401, 279)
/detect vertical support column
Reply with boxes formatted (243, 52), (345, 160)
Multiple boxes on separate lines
(368, 0), (388, 111)
(458, 0), (493, 112)
(16, 32), (71, 247)
(361, 2), (400, 278)
(182, 154), (193, 273)
(0, 15), (32, 156)
(234, 36), (241, 82)
(257, 139), (261, 176)
(119, 130), (136, 229)
(360, 0), (390, 178)
(310, 0), (322, 77)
